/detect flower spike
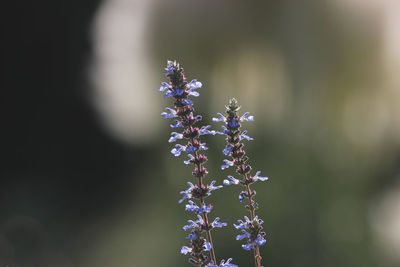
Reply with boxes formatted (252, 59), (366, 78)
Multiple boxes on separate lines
(159, 61), (235, 266)
(214, 98), (268, 267)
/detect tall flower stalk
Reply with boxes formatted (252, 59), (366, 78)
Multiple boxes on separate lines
(159, 61), (236, 267)
(214, 99), (268, 267)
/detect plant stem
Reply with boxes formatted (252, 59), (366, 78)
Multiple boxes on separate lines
(188, 127), (217, 265)
(242, 167), (262, 267)
(194, 149), (217, 265)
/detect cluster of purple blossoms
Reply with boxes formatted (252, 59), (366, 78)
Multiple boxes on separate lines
(213, 98), (268, 267)
(159, 61), (236, 267)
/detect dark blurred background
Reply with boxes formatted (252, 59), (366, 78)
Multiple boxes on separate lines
(2, 0), (400, 266)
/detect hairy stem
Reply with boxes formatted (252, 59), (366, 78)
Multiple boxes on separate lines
(242, 168), (262, 267)
(193, 149), (217, 265)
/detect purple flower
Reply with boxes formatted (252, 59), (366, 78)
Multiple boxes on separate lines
(181, 246), (192, 255)
(227, 118), (240, 129)
(170, 120), (183, 128)
(242, 242), (255, 251)
(239, 112), (254, 122)
(171, 144), (185, 156)
(199, 125), (217, 135)
(223, 175), (240, 185)
(240, 130), (253, 141)
(221, 159), (234, 170)
(233, 216), (267, 251)
(168, 132), (184, 143)
(161, 107), (177, 118)
(233, 216), (251, 229)
(158, 82), (170, 92)
(185, 144), (198, 154)
(188, 79), (202, 90)
(208, 180), (223, 194)
(212, 113), (226, 122)
(255, 234), (266, 246)
(236, 229), (250, 240)
(185, 200), (212, 213)
(203, 241), (212, 251)
(186, 232), (199, 240)
(253, 171), (268, 182)
(183, 154), (195, 165)
(211, 217), (227, 228)
(171, 144), (185, 157)
(238, 192), (245, 202)
(214, 98), (269, 260)
(222, 144), (233, 156)
(160, 61), (226, 265)
(183, 215), (204, 230)
(206, 258), (238, 267)
(221, 125), (232, 135)
(181, 99), (193, 106)
(178, 182), (196, 203)
(163, 64), (175, 75)
(199, 143), (208, 151)
(164, 86), (184, 98)
(187, 79), (202, 97)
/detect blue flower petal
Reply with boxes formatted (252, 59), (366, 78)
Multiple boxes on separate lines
(221, 126), (232, 135)
(185, 144), (198, 154)
(240, 112), (254, 122)
(240, 130), (254, 141)
(188, 79), (202, 90)
(174, 87), (184, 96)
(170, 120), (183, 128)
(186, 232), (198, 240)
(203, 241), (212, 251)
(188, 91), (200, 97)
(161, 107), (177, 118)
(211, 217), (227, 228)
(178, 193), (188, 204)
(220, 258), (238, 267)
(183, 222), (194, 231)
(178, 182), (195, 203)
(212, 113), (226, 122)
(242, 242), (254, 251)
(158, 82), (170, 92)
(199, 143), (208, 151)
(223, 175), (240, 185)
(206, 259), (238, 267)
(205, 261), (218, 267)
(208, 180), (223, 192)
(255, 234), (266, 246)
(198, 203), (212, 213)
(228, 118), (240, 129)
(253, 171), (268, 182)
(181, 99), (193, 106)
(233, 220), (246, 230)
(181, 246), (192, 255)
(183, 154), (194, 165)
(168, 132), (183, 143)
(164, 65), (175, 76)
(183, 215), (204, 231)
(199, 125), (216, 135)
(236, 230), (249, 241)
(171, 144), (185, 156)
(239, 192), (245, 202)
(221, 159), (234, 170)
(164, 89), (174, 98)
(223, 144), (233, 156)
(185, 200), (211, 213)
(185, 200), (199, 212)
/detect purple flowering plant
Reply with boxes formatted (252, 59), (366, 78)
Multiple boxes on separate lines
(213, 98), (268, 267)
(159, 61), (268, 267)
